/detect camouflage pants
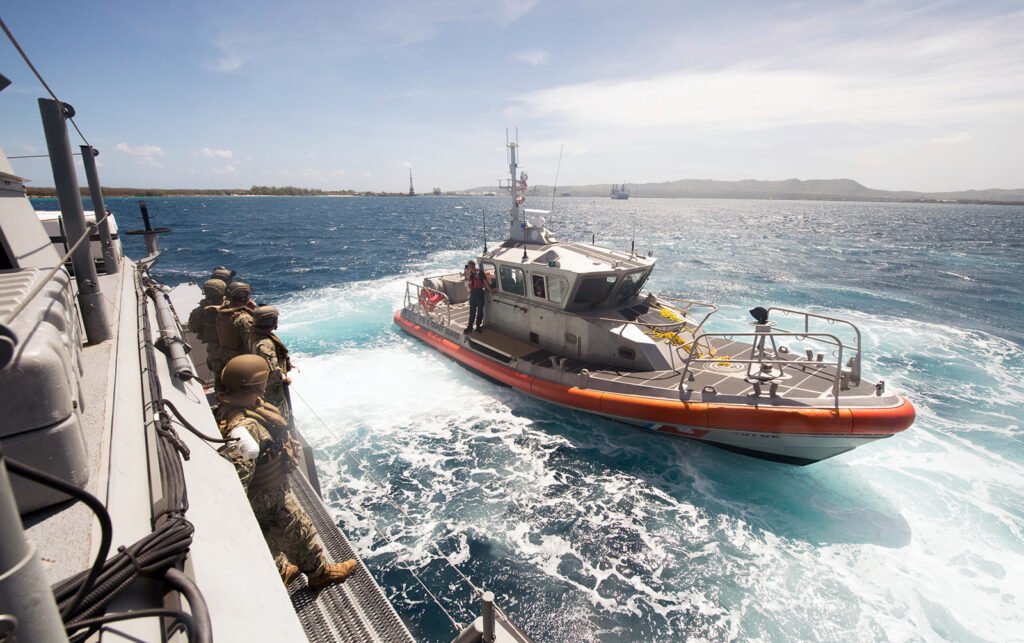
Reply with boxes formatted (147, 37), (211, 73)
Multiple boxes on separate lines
(249, 483), (327, 577)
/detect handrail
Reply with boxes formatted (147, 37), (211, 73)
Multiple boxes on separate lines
(768, 307), (861, 385)
(580, 296), (719, 371)
(404, 281), (452, 326)
(677, 330), (847, 407)
(2, 214), (108, 325)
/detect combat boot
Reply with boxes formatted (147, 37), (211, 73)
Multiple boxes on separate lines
(307, 559), (358, 590)
(281, 563), (300, 586)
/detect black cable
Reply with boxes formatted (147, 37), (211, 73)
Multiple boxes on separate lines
(161, 398), (233, 444)
(53, 517), (195, 625)
(164, 568), (213, 643)
(66, 607), (195, 643)
(3, 455), (112, 621)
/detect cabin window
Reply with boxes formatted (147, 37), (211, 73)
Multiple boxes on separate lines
(547, 276), (568, 303)
(531, 274), (546, 298)
(499, 265), (526, 296)
(571, 275), (617, 308)
(613, 270), (650, 304)
(618, 347), (636, 360)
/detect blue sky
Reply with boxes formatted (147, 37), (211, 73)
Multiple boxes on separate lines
(3, 1), (1022, 192)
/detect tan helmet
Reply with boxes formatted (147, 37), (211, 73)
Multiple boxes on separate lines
(203, 278), (227, 300)
(253, 305), (279, 328)
(212, 267), (235, 283)
(227, 281), (252, 303)
(220, 354), (270, 391)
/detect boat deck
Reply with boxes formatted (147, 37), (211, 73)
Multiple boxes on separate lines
(444, 302), (878, 404)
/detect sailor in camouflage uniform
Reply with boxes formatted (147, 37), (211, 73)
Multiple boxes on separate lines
(216, 281), (256, 366)
(216, 355), (357, 588)
(248, 306), (292, 420)
(187, 278), (227, 388)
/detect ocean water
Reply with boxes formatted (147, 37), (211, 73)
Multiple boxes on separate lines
(47, 195), (1024, 641)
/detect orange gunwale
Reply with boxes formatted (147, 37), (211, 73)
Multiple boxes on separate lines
(395, 311), (915, 437)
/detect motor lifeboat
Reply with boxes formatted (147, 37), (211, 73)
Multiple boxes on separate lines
(394, 138), (914, 465)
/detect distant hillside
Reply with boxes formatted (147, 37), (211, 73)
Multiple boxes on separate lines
(463, 178), (1024, 205)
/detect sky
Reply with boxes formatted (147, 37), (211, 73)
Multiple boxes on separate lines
(2, 0), (1023, 193)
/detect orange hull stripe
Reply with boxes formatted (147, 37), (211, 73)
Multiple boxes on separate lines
(395, 312), (915, 436)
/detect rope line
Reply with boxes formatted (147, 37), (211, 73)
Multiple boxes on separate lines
(0, 15), (91, 147)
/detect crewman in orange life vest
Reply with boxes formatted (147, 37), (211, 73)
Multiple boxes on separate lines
(464, 259), (490, 333)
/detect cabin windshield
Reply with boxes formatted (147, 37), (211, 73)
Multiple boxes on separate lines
(612, 270), (650, 304)
(570, 275), (618, 309)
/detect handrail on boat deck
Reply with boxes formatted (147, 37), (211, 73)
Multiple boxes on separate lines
(403, 281), (452, 326)
(581, 295), (719, 371)
(677, 330), (848, 407)
(768, 307), (861, 385)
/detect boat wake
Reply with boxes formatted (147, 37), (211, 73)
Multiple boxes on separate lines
(277, 270), (1024, 641)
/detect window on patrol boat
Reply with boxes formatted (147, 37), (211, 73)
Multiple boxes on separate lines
(547, 275), (568, 304)
(571, 275), (617, 308)
(499, 265), (526, 296)
(613, 270), (649, 304)
(532, 274), (546, 298)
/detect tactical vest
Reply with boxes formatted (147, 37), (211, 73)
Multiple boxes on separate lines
(216, 305), (253, 361)
(200, 304), (221, 345)
(217, 401), (293, 492)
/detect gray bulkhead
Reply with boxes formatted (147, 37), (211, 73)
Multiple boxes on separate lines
(480, 242), (669, 371)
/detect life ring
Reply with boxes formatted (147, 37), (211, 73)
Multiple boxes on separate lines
(420, 289), (444, 312)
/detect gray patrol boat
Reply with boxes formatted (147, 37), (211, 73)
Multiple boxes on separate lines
(0, 57), (531, 643)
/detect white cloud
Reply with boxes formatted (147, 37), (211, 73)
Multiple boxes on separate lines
(515, 49), (550, 66)
(401, 160), (413, 168)
(211, 164), (237, 175)
(510, 10), (1024, 134)
(200, 147), (234, 159)
(931, 132), (973, 145)
(115, 143), (165, 166)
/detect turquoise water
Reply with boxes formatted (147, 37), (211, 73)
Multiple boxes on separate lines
(56, 195), (1023, 641)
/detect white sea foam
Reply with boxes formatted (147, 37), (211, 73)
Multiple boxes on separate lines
(278, 262), (1024, 640)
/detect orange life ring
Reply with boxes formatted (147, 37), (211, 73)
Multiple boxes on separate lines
(420, 289), (444, 312)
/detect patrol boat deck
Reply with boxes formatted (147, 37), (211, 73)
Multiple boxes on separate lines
(2, 80), (529, 640)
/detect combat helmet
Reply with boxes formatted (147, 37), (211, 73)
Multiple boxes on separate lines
(203, 278), (227, 300)
(220, 354), (270, 391)
(226, 281), (252, 303)
(211, 267), (235, 283)
(253, 305), (279, 329)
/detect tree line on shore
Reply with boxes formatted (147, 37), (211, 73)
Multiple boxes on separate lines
(25, 185), (411, 197)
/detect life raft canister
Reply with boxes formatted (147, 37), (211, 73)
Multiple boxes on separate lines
(420, 288), (444, 312)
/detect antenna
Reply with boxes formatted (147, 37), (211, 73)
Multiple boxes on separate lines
(631, 217), (636, 256)
(549, 144), (563, 212)
(482, 209), (488, 254)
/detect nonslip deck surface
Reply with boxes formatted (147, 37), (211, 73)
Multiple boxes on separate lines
(439, 302), (874, 402)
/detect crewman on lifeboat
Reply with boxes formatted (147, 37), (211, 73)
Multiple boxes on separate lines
(464, 259), (490, 333)
(216, 355), (357, 589)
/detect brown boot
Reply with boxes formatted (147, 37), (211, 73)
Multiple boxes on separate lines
(281, 563), (300, 586)
(307, 559), (358, 590)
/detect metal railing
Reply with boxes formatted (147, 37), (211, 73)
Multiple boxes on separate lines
(580, 296), (719, 371)
(767, 307), (861, 385)
(403, 281), (453, 326)
(677, 329), (849, 406)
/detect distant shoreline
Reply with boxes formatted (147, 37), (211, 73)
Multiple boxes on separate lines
(25, 187), (1024, 206)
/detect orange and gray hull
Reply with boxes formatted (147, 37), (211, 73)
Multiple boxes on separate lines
(395, 311), (915, 465)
